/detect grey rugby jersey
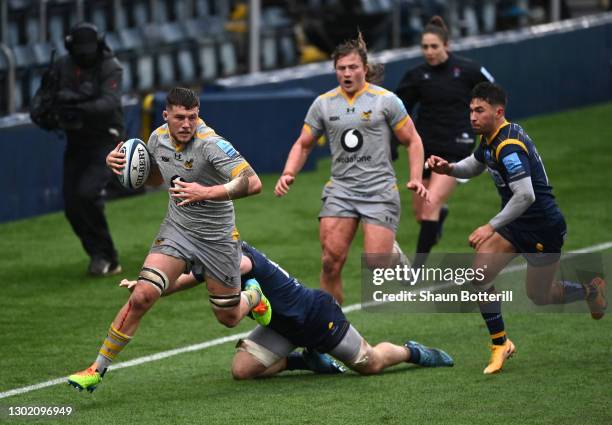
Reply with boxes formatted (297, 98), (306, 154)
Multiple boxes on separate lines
(147, 119), (247, 242)
(304, 83), (410, 195)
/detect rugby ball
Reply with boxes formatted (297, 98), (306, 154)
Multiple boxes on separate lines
(117, 138), (150, 189)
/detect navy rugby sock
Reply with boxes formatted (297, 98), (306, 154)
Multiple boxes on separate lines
(437, 206), (449, 241)
(556, 280), (588, 303)
(414, 220), (439, 269)
(406, 346), (421, 364)
(479, 300), (507, 345)
(286, 352), (309, 371)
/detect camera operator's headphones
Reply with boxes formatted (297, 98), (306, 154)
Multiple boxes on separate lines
(64, 22), (104, 53)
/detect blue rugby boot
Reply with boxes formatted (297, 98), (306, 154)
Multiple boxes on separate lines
(405, 340), (454, 367)
(302, 349), (346, 374)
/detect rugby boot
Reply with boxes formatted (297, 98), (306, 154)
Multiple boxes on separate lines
(393, 240), (411, 267)
(302, 349), (346, 374)
(586, 277), (607, 320)
(405, 340), (454, 367)
(67, 365), (102, 393)
(483, 339), (516, 374)
(245, 279), (272, 326)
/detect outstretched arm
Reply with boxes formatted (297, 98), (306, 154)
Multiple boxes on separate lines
(274, 127), (317, 197)
(428, 154), (486, 179)
(394, 118), (427, 198)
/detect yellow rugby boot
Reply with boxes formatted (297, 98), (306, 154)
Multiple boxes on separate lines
(483, 339), (516, 374)
(587, 277), (607, 320)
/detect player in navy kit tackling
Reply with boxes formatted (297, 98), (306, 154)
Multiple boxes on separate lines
(428, 82), (607, 374)
(155, 242), (454, 378)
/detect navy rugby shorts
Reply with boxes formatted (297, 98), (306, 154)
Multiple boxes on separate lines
(497, 215), (567, 266)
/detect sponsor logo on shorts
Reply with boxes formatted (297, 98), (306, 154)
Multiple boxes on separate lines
(340, 128), (363, 153)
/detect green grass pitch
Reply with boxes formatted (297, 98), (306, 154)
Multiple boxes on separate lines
(0, 103), (611, 424)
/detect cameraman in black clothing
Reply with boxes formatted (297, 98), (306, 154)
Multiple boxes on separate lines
(53, 22), (124, 276)
(395, 16), (493, 267)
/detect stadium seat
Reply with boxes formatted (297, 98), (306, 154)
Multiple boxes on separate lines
(114, 1), (129, 30)
(279, 32), (297, 67)
(156, 50), (176, 87)
(194, 0), (211, 17)
(105, 32), (123, 53)
(196, 37), (218, 82)
(261, 29), (278, 70)
(136, 55), (155, 91)
(25, 16), (40, 44)
(7, 20), (20, 47)
(30, 42), (53, 67)
(118, 58), (133, 93)
(47, 15), (65, 44)
(176, 49), (197, 83)
(131, 0), (151, 27)
(173, 0), (192, 21)
(218, 38), (238, 76)
(158, 22), (188, 45)
(90, 7), (109, 33)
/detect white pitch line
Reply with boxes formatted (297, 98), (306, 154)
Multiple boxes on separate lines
(1, 241), (610, 400)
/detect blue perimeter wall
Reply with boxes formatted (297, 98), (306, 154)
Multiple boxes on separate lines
(1, 14), (611, 223)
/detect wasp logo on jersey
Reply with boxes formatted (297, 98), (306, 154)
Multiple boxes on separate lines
(361, 110), (372, 121)
(184, 159), (194, 169)
(340, 128), (363, 153)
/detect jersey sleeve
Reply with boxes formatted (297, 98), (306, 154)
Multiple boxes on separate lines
(303, 97), (325, 138)
(206, 138), (250, 181)
(146, 131), (159, 167)
(384, 93), (410, 131)
(498, 145), (531, 183)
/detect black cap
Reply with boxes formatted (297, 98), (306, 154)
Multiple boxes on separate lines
(70, 25), (99, 54)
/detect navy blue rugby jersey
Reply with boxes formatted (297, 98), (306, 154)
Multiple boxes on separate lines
(473, 120), (563, 228)
(240, 242), (318, 334)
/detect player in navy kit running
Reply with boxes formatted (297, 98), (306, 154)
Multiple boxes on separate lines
(428, 82), (607, 374)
